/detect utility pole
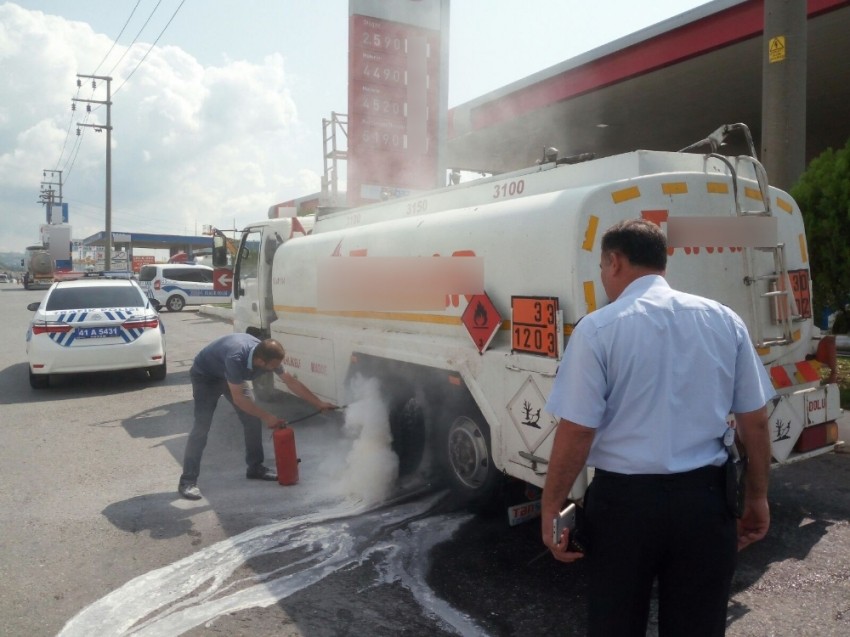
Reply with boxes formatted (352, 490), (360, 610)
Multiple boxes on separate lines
(760, 0), (807, 192)
(73, 74), (113, 270)
(39, 169), (63, 223)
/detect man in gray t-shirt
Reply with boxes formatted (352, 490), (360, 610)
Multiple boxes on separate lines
(178, 334), (335, 500)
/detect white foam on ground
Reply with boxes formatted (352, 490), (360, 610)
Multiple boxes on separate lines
(59, 496), (484, 636)
(58, 375), (487, 636)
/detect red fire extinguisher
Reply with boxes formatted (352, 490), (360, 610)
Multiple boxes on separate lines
(273, 426), (299, 486)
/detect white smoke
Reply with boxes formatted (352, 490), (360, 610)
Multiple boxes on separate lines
(331, 374), (399, 505)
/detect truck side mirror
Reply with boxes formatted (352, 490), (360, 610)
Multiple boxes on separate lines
(212, 235), (229, 267)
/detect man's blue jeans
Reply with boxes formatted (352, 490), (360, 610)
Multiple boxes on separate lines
(179, 372), (264, 485)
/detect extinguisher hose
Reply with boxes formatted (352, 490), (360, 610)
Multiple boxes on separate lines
(275, 405), (347, 429)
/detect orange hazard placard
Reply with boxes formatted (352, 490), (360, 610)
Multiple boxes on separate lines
(462, 293), (502, 354)
(512, 296), (560, 358)
(787, 269), (811, 319)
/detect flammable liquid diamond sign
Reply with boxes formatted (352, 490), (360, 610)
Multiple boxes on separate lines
(461, 293), (501, 354)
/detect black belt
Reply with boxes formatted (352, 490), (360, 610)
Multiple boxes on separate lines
(594, 464), (724, 487)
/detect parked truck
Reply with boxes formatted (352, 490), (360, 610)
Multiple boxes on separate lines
(21, 245), (55, 290)
(218, 124), (842, 508)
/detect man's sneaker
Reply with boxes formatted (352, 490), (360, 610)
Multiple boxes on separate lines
(246, 465), (278, 481)
(178, 482), (202, 500)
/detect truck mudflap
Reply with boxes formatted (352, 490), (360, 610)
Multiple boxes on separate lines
(768, 381), (841, 462)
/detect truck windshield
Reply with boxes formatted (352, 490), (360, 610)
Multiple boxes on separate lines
(45, 286), (145, 311)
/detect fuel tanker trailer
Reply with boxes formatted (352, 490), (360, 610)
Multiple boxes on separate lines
(22, 245), (55, 289)
(223, 124), (841, 508)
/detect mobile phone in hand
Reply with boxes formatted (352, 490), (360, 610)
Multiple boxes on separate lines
(552, 503), (577, 545)
(553, 502), (589, 553)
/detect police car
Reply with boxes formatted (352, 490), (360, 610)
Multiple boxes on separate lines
(138, 264), (230, 312)
(26, 278), (166, 389)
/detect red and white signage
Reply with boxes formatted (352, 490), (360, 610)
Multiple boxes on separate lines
(132, 255), (155, 273)
(348, 1), (447, 206)
(213, 268), (233, 292)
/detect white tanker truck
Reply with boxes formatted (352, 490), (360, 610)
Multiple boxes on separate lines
(22, 245), (55, 290)
(217, 124), (841, 508)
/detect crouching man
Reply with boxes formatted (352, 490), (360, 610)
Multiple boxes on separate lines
(178, 334), (335, 500)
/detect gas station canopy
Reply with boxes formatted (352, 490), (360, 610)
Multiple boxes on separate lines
(446, 0), (850, 175)
(81, 231), (212, 252)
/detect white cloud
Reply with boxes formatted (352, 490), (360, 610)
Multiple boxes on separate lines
(0, 3), (316, 253)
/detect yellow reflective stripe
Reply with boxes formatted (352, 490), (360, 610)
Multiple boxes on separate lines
(583, 281), (596, 313)
(275, 306), (523, 331)
(611, 186), (640, 203)
(776, 197), (793, 214)
(662, 182), (688, 195)
(756, 346), (771, 356)
(744, 187), (763, 201)
(582, 215), (599, 252)
(275, 305), (462, 325)
(706, 181), (729, 194)
(798, 233), (808, 263)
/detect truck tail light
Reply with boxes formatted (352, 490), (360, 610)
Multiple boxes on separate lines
(122, 317), (159, 330)
(793, 422), (839, 453)
(31, 323), (72, 335)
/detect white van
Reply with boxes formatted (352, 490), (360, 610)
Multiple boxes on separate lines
(138, 264), (230, 311)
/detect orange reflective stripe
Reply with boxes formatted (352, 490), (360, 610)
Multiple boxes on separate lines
(794, 361), (821, 383)
(770, 366), (793, 388)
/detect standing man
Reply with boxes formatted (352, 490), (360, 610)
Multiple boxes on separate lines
(542, 219), (774, 636)
(178, 334), (336, 500)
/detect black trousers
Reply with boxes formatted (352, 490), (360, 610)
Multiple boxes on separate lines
(179, 373), (264, 484)
(585, 466), (737, 637)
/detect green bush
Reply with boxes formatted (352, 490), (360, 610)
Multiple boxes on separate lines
(791, 138), (850, 323)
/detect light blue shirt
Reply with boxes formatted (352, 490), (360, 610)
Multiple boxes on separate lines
(545, 275), (776, 474)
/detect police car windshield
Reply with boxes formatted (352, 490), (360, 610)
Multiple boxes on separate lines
(45, 286), (146, 311)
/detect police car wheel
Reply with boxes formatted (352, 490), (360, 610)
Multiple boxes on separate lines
(165, 295), (185, 312)
(29, 369), (49, 389)
(148, 358), (167, 381)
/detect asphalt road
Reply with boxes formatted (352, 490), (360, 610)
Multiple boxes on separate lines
(1, 282), (849, 637)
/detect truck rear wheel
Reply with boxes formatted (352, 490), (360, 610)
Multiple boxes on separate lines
(388, 395), (427, 478)
(441, 408), (502, 506)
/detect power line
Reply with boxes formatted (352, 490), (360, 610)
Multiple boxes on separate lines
(93, 0), (143, 75)
(113, 0), (187, 97)
(107, 0), (165, 78)
(49, 1), (187, 206)
(53, 84), (81, 172)
(54, 1), (142, 173)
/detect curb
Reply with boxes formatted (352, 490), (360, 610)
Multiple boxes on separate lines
(836, 409), (850, 454)
(199, 304), (234, 322)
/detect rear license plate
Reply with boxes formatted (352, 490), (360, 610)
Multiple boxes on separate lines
(76, 326), (121, 339)
(507, 499), (541, 526)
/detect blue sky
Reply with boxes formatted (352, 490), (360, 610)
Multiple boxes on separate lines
(0, 0), (714, 253)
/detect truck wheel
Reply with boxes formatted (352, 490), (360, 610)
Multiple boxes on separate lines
(389, 396), (427, 478)
(165, 295), (185, 312)
(29, 369), (49, 389)
(147, 358), (167, 381)
(442, 410), (501, 506)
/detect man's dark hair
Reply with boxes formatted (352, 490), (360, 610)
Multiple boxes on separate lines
(601, 219), (667, 271)
(255, 339), (285, 362)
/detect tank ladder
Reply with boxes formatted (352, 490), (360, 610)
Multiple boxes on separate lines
(697, 124), (799, 348)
